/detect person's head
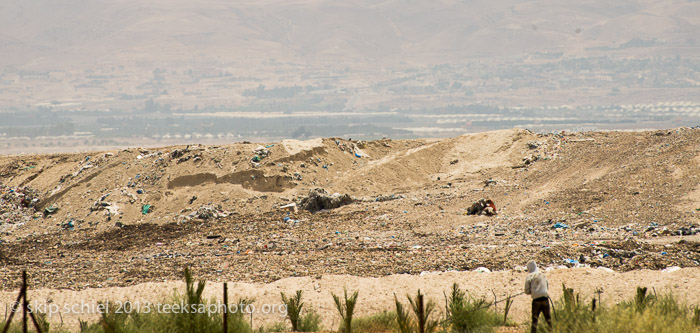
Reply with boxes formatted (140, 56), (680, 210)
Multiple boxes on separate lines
(527, 260), (538, 273)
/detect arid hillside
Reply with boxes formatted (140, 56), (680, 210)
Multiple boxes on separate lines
(3, 0), (699, 68)
(2, 128), (700, 331)
(3, 128), (700, 233)
(1, 128), (700, 291)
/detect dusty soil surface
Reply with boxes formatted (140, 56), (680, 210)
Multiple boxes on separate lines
(2, 128), (700, 330)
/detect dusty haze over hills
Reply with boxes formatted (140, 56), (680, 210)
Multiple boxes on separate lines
(2, 0), (700, 67)
(1, 0), (700, 153)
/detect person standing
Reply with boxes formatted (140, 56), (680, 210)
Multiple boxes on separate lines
(525, 260), (552, 333)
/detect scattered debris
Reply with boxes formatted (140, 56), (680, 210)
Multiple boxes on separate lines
(298, 188), (354, 212)
(279, 202), (298, 213)
(251, 146), (271, 163)
(373, 194), (404, 202)
(180, 205), (230, 221)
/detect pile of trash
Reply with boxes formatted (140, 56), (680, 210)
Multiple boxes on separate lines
(298, 188), (354, 212)
(251, 146), (272, 163)
(334, 140), (368, 158)
(89, 200), (120, 217)
(180, 205), (230, 221)
(465, 198), (497, 216)
(0, 184), (41, 229)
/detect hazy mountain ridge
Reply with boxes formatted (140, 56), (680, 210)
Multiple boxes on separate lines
(2, 0), (699, 69)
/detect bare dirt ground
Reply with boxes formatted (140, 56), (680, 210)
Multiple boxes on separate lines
(2, 128), (700, 330)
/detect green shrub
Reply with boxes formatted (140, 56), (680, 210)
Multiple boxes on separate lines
(0, 311), (66, 333)
(394, 294), (411, 333)
(255, 321), (288, 333)
(349, 311), (396, 333)
(548, 285), (596, 333)
(408, 290), (438, 333)
(549, 286), (699, 333)
(445, 283), (502, 332)
(297, 309), (322, 332)
(332, 289), (359, 333)
(281, 290), (304, 331)
(79, 268), (253, 333)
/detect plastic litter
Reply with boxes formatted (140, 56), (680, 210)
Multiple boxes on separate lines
(597, 267), (614, 273)
(473, 267), (491, 273)
(553, 222), (570, 229)
(141, 204), (151, 214)
(662, 266), (681, 273)
(44, 205), (59, 215)
(279, 202), (298, 213)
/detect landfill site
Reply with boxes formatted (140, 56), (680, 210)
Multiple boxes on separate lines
(2, 128), (700, 328)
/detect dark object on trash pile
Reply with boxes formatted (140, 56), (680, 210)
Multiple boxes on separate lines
(189, 196), (198, 204)
(466, 199), (497, 216)
(171, 149), (186, 159)
(298, 188), (354, 212)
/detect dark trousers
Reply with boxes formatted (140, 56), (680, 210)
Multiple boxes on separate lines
(531, 297), (552, 333)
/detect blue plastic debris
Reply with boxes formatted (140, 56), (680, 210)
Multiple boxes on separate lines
(136, 189), (144, 194)
(603, 253), (609, 258)
(553, 222), (570, 229)
(661, 252), (667, 255)
(355, 153), (361, 158)
(283, 217), (290, 222)
(564, 258), (579, 264)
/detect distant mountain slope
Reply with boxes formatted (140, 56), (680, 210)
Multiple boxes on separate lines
(1, 0), (699, 68)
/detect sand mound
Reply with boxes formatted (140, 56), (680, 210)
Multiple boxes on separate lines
(281, 138), (324, 156)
